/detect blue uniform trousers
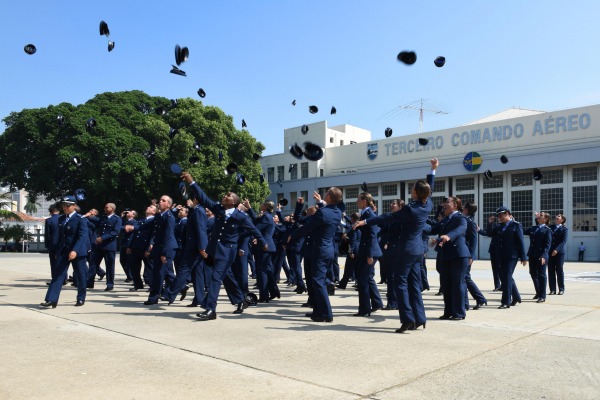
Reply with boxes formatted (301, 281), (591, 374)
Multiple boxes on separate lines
(440, 257), (469, 318)
(355, 256), (383, 315)
(202, 257), (243, 312)
(88, 249), (115, 288)
(465, 264), (487, 308)
(395, 254), (426, 324)
(548, 253), (565, 292)
(46, 252), (88, 303)
(529, 258), (547, 299)
(147, 252), (174, 302)
(311, 256), (333, 319)
(500, 258), (521, 306)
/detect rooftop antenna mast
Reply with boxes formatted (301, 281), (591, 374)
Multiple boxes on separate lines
(377, 98), (448, 133)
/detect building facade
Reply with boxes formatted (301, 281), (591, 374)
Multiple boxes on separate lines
(260, 105), (600, 261)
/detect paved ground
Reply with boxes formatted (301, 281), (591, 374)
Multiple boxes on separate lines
(0, 254), (599, 400)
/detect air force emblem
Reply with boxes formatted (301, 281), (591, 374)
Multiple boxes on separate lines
(367, 143), (378, 160)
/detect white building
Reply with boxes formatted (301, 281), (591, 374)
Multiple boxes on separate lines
(260, 105), (600, 261)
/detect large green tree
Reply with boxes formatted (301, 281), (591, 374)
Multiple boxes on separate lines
(0, 91), (269, 212)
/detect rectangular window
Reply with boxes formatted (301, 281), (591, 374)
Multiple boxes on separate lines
(300, 191), (308, 202)
(459, 193), (475, 207)
(511, 172), (532, 187)
(573, 166), (598, 182)
(345, 187), (359, 199)
(329, 137), (334, 143)
(267, 167), (275, 183)
(301, 162), (308, 179)
(381, 199), (395, 212)
(364, 186), (379, 197)
(289, 163), (298, 180)
(382, 184), (398, 197)
(277, 166), (284, 182)
(345, 202), (358, 216)
(433, 180), (445, 193)
(319, 169), (324, 177)
(340, 140), (344, 146)
(430, 196), (447, 219)
(511, 189), (533, 227)
(540, 169), (563, 185)
(289, 192), (297, 206)
(483, 192), (503, 229)
(483, 175), (503, 189)
(573, 185), (598, 231)
(540, 188), (563, 217)
(456, 177), (475, 191)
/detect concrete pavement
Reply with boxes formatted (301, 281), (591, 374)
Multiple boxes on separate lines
(0, 253), (599, 399)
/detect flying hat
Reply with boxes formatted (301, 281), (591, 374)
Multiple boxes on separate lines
(418, 138), (429, 146)
(483, 170), (493, 180)
(225, 162), (238, 175)
(338, 200), (346, 213)
(218, 150), (224, 162)
(434, 56), (446, 67)
(175, 44), (189, 65)
(197, 88), (206, 98)
(242, 119), (247, 128)
(288, 164), (295, 173)
(500, 155), (509, 164)
(193, 140), (201, 151)
(279, 198), (289, 206)
(291, 100), (296, 106)
(170, 65), (186, 77)
(397, 51), (417, 65)
(86, 118), (96, 130)
(245, 292), (258, 306)
(289, 143), (304, 159)
(57, 115), (65, 125)
(170, 99), (178, 107)
(303, 142), (323, 161)
(74, 189), (87, 202)
(361, 181), (369, 192)
(385, 127), (393, 138)
(71, 156), (82, 167)
(236, 173), (245, 185)
(259, 173), (265, 184)
(179, 182), (187, 198)
(99, 21), (110, 37)
(170, 163), (182, 175)
(189, 155), (200, 165)
(330, 106), (337, 115)
(252, 153), (261, 160)
(108, 41), (115, 52)
(24, 44), (36, 55)
(309, 105), (319, 114)
(301, 124), (309, 134)
(533, 168), (543, 181)
(61, 195), (77, 205)
(156, 107), (166, 116)
(169, 127), (178, 139)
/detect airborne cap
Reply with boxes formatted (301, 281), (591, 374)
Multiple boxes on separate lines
(397, 51), (417, 65)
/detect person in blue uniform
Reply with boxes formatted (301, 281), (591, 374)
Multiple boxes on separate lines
(40, 196), (89, 308)
(44, 204), (60, 284)
(354, 158), (438, 333)
(378, 199), (404, 310)
(548, 214), (567, 295)
(462, 203), (487, 310)
(183, 172), (267, 320)
(119, 209), (137, 283)
(290, 188), (343, 322)
(486, 207), (528, 309)
(524, 212), (552, 303)
(85, 203), (122, 291)
(283, 203), (306, 294)
(337, 213), (360, 290)
(124, 204), (156, 291)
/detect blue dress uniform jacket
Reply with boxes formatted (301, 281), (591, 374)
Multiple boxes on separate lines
(128, 216), (156, 289)
(44, 213), (60, 273)
(524, 224), (552, 299)
(550, 225), (567, 255)
(357, 208), (383, 258)
(548, 224), (568, 293)
(147, 210), (177, 302)
(90, 214), (121, 251)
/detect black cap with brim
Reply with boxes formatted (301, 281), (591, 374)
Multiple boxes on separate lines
(179, 182), (187, 198)
(418, 138), (429, 146)
(225, 162), (238, 175)
(99, 21), (110, 37)
(61, 195), (77, 205)
(330, 106), (336, 115)
(483, 170), (493, 180)
(279, 198), (289, 206)
(197, 88), (206, 98)
(108, 41), (115, 52)
(303, 142), (323, 161)
(291, 100), (296, 106)
(252, 153), (261, 160)
(289, 143), (304, 159)
(338, 200), (346, 213)
(245, 292), (258, 306)
(309, 105), (318, 114)
(236, 173), (245, 185)
(175, 45), (189, 66)
(170, 163), (182, 175)
(385, 127), (393, 138)
(24, 44), (36, 55)
(74, 189), (87, 202)
(189, 156), (200, 165)
(301, 125), (309, 134)
(193, 140), (201, 151)
(397, 51), (417, 65)
(259, 174), (265, 184)
(170, 65), (186, 77)
(72, 156), (82, 167)
(169, 127), (178, 139)
(361, 182), (369, 192)
(242, 119), (247, 128)
(57, 115), (64, 125)
(533, 168), (543, 181)
(434, 56), (445, 67)
(500, 155), (509, 164)
(86, 118), (96, 129)
(495, 206), (510, 215)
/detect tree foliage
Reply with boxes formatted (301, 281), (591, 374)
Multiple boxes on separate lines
(0, 91), (269, 212)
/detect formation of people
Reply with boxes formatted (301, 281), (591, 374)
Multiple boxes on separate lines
(40, 157), (569, 333)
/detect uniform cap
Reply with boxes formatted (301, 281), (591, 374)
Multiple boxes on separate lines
(242, 119), (247, 128)
(303, 142), (323, 161)
(309, 105), (318, 114)
(361, 182), (369, 193)
(179, 182), (187, 197)
(301, 124), (309, 134)
(483, 170), (493, 180)
(170, 163), (182, 175)
(252, 153), (261, 160)
(61, 195), (77, 205)
(169, 127), (178, 139)
(434, 56), (446, 67)
(170, 99), (178, 107)
(156, 107), (166, 116)
(236, 173), (245, 185)
(495, 206), (510, 215)
(291, 100), (296, 106)
(418, 138), (429, 146)
(225, 162), (238, 175)
(397, 51), (417, 65)
(108, 41), (115, 52)
(259, 174), (265, 184)
(330, 106), (337, 115)
(99, 21), (110, 37)
(197, 88), (206, 98)
(533, 168), (543, 181)
(74, 189), (87, 202)
(338, 200), (346, 213)
(189, 155), (200, 165)
(289, 143), (303, 159)
(174, 44), (189, 66)
(24, 44), (36, 55)
(72, 156), (82, 167)
(86, 118), (96, 129)
(218, 150), (224, 162)
(279, 198), (289, 206)
(193, 140), (201, 151)
(170, 65), (186, 77)
(384, 127), (393, 138)
(57, 115), (65, 125)
(245, 292), (258, 305)
(500, 155), (509, 164)
(288, 164), (295, 173)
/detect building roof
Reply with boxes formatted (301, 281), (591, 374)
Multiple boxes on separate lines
(462, 107), (546, 126)
(14, 212), (46, 222)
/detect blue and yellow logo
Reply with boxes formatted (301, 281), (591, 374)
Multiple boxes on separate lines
(463, 152), (482, 171)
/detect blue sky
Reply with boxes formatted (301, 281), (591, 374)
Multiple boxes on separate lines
(2, 1), (600, 156)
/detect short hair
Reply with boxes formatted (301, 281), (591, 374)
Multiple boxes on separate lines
(162, 196), (173, 207)
(327, 187), (343, 205)
(48, 204), (59, 213)
(556, 214), (566, 224)
(106, 203), (116, 211)
(230, 192), (241, 207)
(130, 210), (138, 219)
(464, 202), (478, 216)
(263, 200), (274, 213)
(413, 180), (431, 201)
(350, 212), (360, 222)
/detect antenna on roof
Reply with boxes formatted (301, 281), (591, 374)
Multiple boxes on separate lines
(377, 98), (448, 133)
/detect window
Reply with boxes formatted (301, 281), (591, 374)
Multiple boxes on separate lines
(540, 169), (563, 184)
(458, 193), (475, 207)
(340, 140), (344, 146)
(483, 174), (503, 189)
(277, 166), (284, 182)
(289, 163), (298, 180)
(430, 196), (447, 219)
(456, 177), (475, 191)
(511, 190), (533, 227)
(433, 180), (445, 193)
(540, 188), (563, 217)
(267, 167), (274, 183)
(345, 202), (358, 216)
(381, 199), (395, 212)
(511, 172), (532, 187)
(345, 188), (359, 199)
(573, 166), (598, 182)
(483, 192), (503, 229)
(329, 137), (334, 143)
(289, 192), (297, 206)
(573, 186), (597, 231)
(382, 184), (398, 196)
(300, 191), (308, 202)
(301, 162), (308, 179)
(364, 186), (379, 197)
(319, 169), (324, 177)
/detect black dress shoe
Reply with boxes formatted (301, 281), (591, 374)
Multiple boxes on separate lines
(257, 299), (270, 303)
(75, 301), (84, 307)
(98, 275), (105, 281)
(310, 316), (333, 323)
(40, 301), (57, 308)
(269, 293), (281, 300)
(233, 301), (249, 314)
(295, 288), (306, 294)
(549, 291), (556, 295)
(71, 283), (76, 287)
(498, 304), (510, 309)
(493, 287), (502, 292)
(473, 302), (487, 310)
(395, 322), (415, 333)
(86, 285), (94, 289)
(305, 312), (313, 318)
(104, 287), (113, 292)
(412, 322), (426, 330)
(179, 286), (189, 301)
(143, 300), (158, 305)
(159, 296), (168, 302)
(438, 314), (451, 320)
(449, 316), (465, 320)
(353, 312), (371, 317)
(301, 302), (312, 308)
(536, 298), (545, 303)
(533, 295), (539, 300)
(327, 285), (335, 296)
(46, 282), (50, 286)
(196, 310), (217, 320)
(129, 287), (142, 292)
(383, 305), (398, 310)
(435, 291), (443, 296)
(186, 302), (199, 308)
(510, 299), (521, 306)
(335, 284), (346, 290)
(370, 306), (381, 313)
(124, 278), (133, 283)
(558, 290), (564, 295)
